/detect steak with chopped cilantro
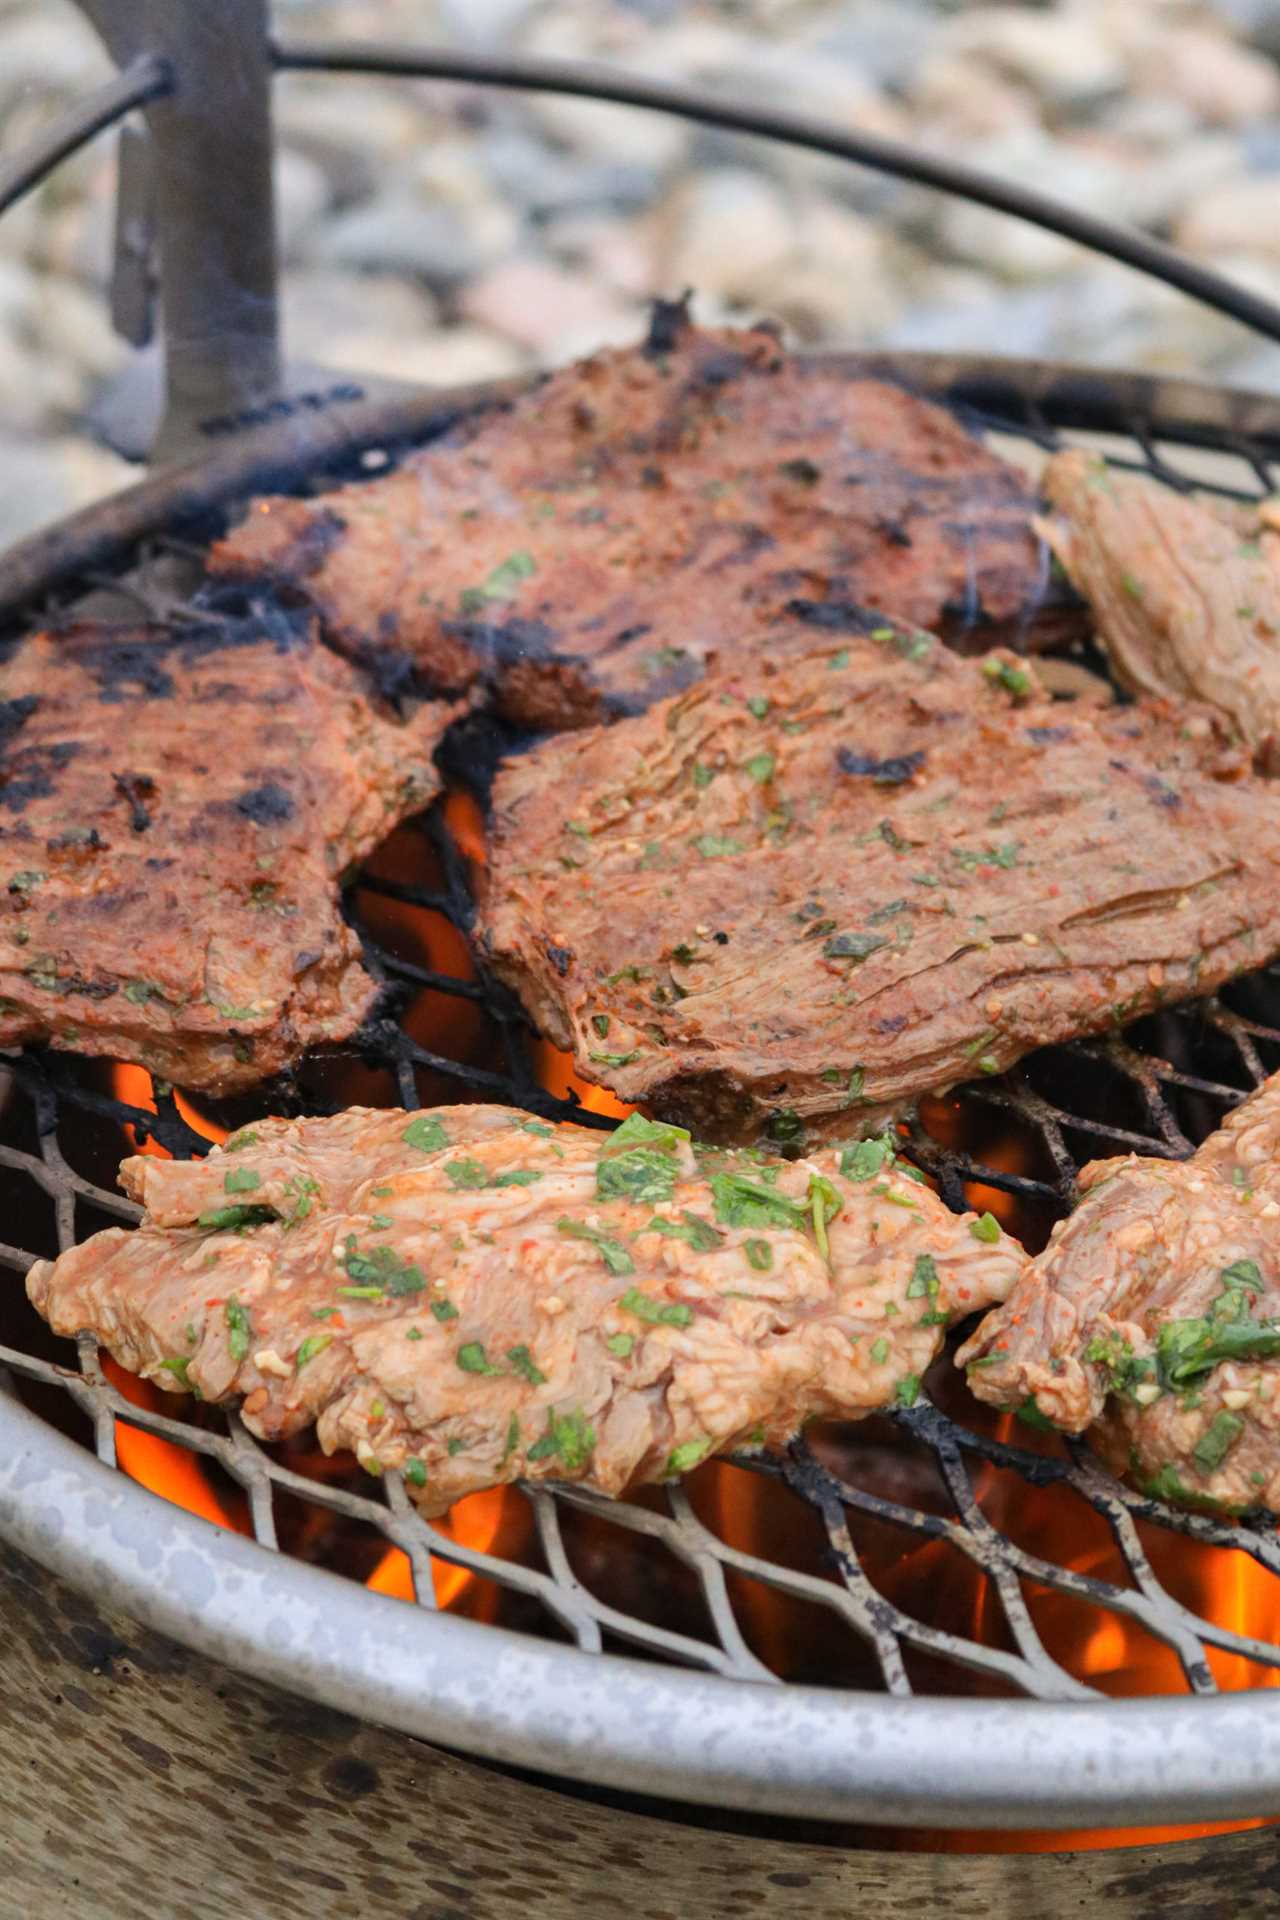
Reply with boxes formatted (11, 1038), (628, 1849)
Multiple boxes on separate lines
(0, 614), (461, 1092)
(1038, 448), (1280, 770)
(959, 1071), (1280, 1515)
(477, 609), (1280, 1142)
(26, 1102), (1023, 1514)
(207, 317), (1080, 731)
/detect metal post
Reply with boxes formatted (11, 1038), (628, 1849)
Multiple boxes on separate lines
(77, 0), (283, 463)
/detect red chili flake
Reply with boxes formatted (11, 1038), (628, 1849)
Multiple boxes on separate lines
(205, 1297), (225, 1307)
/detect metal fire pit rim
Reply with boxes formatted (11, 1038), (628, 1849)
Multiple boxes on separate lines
(4, 1387), (1280, 1830)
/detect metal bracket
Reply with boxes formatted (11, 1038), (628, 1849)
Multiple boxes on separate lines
(75, 0), (283, 464)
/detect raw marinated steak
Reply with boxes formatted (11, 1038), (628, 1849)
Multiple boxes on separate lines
(959, 1071), (1280, 1516)
(26, 1103), (1024, 1516)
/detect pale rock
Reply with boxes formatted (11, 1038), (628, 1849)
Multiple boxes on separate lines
(1176, 176), (1280, 261)
(0, 431), (131, 549)
(756, 200), (901, 342)
(309, 188), (515, 285)
(30, 274), (125, 382)
(458, 257), (637, 357)
(1120, 22), (1280, 125)
(935, 135), (1146, 278)
(655, 169), (795, 306)
(544, 213), (658, 299)
(939, 8), (1126, 107)
(0, 12), (108, 102)
(281, 270), (439, 366)
(908, 53), (1041, 140)
(274, 79), (430, 167)
(275, 147), (333, 262)
(316, 324), (528, 391)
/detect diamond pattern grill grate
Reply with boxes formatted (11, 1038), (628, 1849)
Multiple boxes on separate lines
(2, 372), (1280, 1704)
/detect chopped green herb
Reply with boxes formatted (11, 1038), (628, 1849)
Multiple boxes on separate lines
(445, 1157), (489, 1189)
(370, 1213), (392, 1231)
(517, 1118), (554, 1138)
(1120, 571), (1144, 600)
(981, 658), (1032, 698)
(745, 1238), (773, 1272)
(402, 1115), (449, 1153)
(1192, 1411), (1245, 1475)
(526, 1408), (596, 1471)
(221, 1297), (252, 1364)
(508, 1344), (547, 1386)
(1142, 1464), (1192, 1505)
(691, 762), (714, 789)
(492, 1169), (544, 1188)
(839, 1135), (895, 1182)
(823, 930), (889, 963)
(894, 1374), (921, 1408)
(1155, 1305), (1280, 1391)
(430, 1298), (459, 1322)
(557, 1216), (635, 1275)
(405, 1326), (424, 1341)
(459, 548), (536, 613)
(224, 1129), (259, 1152)
(620, 1288), (693, 1328)
(746, 695), (769, 719)
(1085, 1330), (1158, 1401)
(296, 1334), (331, 1370)
(906, 1254), (940, 1300)
(1017, 1397), (1056, 1432)
(606, 1332), (635, 1359)
(342, 1235), (425, 1297)
(403, 1458), (427, 1488)
(710, 1171), (807, 1232)
(744, 751), (775, 784)
(223, 1167), (261, 1194)
(589, 1049), (639, 1067)
(667, 1437), (712, 1474)
(596, 1112), (689, 1204)
(447, 1437), (466, 1456)
(870, 1337), (890, 1365)
(337, 1285), (386, 1300)
(500, 1414), (520, 1465)
(809, 1173), (842, 1263)
(591, 1013), (611, 1038)
(158, 1356), (191, 1387)
(969, 1212), (1001, 1244)
(645, 1210), (723, 1251)
(830, 648), (849, 669)
(457, 1342), (502, 1375)
(693, 833), (743, 859)
(198, 1203), (276, 1232)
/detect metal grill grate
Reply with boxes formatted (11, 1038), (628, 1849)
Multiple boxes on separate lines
(3, 364), (1280, 1711)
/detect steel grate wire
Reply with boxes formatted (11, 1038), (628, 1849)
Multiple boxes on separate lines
(1, 375), (1280, 1702)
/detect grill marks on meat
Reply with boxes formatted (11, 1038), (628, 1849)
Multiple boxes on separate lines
(959, 1073), (1280, 1516)
(1038, 449), (1280, 770)
(477, 613), (1280, 1143)
(0, 616), (463, 1093)
(25, 1104), (1024, 1516)
(208, 324), (1081, 731)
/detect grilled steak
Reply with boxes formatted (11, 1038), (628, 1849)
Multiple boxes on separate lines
(1039, 449), (1280, 769)
(26, 1103), (1024, 1515)
(208, 318), (1081, 731)
(0, 614), (461, 1093)
(477, 609), (1280, 1143)
(959, 1072), (1280, 1515)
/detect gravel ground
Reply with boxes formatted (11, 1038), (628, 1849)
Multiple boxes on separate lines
(3, 0), (1280, 544)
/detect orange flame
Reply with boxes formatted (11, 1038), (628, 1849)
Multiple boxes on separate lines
(533, 1036), (635, 1121)
(102, 1355), (249, 1534)
(366, 1486), (511, 1608)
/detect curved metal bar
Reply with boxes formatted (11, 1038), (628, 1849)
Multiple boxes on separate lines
(0, 53), (170, 220)
(272, 37), (1280, 350)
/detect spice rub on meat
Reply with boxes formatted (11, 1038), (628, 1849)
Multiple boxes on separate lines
(959, 1073), (1280, 1516)
(0, 613), (462, 1093)
(208, 318), (1080, 732)
(1038, 449), (1280, 770)
(26, 1104), (1024, 1515)
(477, 609), (1280, 1144)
